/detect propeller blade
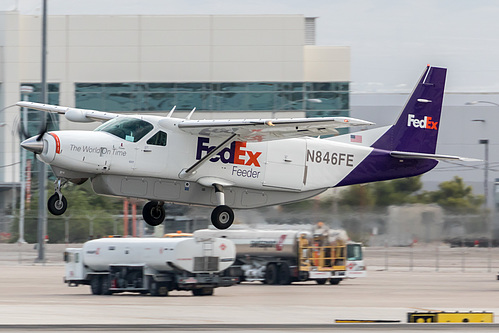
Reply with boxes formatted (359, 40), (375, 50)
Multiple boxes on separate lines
(17, 121), (29, 140)
(36, 112), (48, 141)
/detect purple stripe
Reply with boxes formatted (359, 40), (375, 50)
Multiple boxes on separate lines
(336, 149), (438, 187)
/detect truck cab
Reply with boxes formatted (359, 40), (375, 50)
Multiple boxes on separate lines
(64, 248), (87, 285)
(345, 242), (366, 278)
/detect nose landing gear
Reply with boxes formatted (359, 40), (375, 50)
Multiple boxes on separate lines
(47, 179), (68, 215)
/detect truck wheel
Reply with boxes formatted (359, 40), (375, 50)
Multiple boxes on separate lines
(211, 205), (234, 229)
(278, 263), (291, 285)
(149, 278), (159, 296)
(90, 276), (102, 295)
(265, 263), (278, 285)
(101, 276), (112, 295)
(330, 278), (342, 285)
(192, 287), (214, 296)
(315, 279), (327, 285)
(149, 278), (168, 296)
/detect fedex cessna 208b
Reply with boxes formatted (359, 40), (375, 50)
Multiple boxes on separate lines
(19, 66), (473, 229)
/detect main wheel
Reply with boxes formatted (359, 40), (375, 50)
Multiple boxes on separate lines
(265, 263), (279, 285)
(47, 193), (67, 215)
(211, 205), (234, 229)
(142, 201), (165, 226)
(315, 279), (327, 285)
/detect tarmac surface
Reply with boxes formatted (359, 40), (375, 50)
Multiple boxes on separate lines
(1, 243), (499, 332)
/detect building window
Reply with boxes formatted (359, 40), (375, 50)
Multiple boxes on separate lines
(75, 81), (350, 120)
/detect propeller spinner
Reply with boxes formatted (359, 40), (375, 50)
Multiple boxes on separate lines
(21, 135), (45, 154)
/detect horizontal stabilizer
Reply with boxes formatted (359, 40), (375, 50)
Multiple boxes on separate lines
(390, 151), (481, 162)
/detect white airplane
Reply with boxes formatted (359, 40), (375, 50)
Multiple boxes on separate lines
(19, 66), (473, 229)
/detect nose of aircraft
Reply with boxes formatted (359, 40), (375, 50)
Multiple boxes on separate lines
(21, 136), (44, 154)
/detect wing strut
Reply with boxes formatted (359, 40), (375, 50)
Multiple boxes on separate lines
(179, 134), (239, 178)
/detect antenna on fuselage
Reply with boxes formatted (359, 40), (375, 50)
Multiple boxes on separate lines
(166, 106), (176, 118)
(186, 107), (197, 120)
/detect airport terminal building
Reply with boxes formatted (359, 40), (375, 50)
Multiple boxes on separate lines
(0, 12), (351, 232)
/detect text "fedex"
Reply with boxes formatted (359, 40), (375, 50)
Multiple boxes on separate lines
(196, 137), (261, 167)
(407, 114), (438, 130)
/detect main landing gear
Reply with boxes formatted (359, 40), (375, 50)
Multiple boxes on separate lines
(141, 184), (235, 230)
(47, 179), (68, 215)
(142, 201), (166, 227)
(210, 184), (234, 230)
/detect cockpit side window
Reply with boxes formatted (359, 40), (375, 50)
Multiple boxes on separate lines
(95, 117), (154, 142)
(147, 131), (167, 146)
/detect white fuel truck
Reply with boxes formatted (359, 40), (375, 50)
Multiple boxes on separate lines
(194, 228), (365, 285)
(64, 236), (237, 296)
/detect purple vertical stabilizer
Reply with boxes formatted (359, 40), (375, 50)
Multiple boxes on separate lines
(372, 66), (446, 154)
(336, 66), (446, 187)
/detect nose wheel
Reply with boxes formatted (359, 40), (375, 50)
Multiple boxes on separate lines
(47, 179), (68, 215)
(48, 193), (67, 215)
(142, 201), (166, 226)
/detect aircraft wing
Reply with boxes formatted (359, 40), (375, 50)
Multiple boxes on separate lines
(16, 102), (119, 122)
(177, 117), (374, 142)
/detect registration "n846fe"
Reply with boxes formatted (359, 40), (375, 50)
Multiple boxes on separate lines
(306, 149), (354, 167)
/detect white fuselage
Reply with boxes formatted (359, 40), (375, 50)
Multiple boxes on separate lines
(38, 115), (375, 208)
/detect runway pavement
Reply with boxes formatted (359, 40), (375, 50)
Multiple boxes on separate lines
(0, 243), (498, 332)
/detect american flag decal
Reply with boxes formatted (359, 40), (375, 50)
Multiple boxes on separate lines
(350, 134), (362, 143)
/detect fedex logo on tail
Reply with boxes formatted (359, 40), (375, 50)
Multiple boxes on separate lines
(196, 137), (262, 167)
(407, 114), (438, 130)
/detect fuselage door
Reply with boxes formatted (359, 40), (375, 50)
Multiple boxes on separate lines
(263, 138), (306, 190)
(133, 130), (169, 176)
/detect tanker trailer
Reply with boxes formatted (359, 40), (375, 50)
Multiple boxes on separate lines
(194, 229), (364, 285)
(64, 236), (236, 296)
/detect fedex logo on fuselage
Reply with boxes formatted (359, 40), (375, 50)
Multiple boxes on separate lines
(196, 137), (262, 167)
(407, 114), (438, 130)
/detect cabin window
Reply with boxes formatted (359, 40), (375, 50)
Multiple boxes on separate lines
(147, 131), (167, 146)
(95, 117), (153, 142)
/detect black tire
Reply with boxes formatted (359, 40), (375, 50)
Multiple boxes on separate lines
(149, 277), (168, 296)
(149, 277), (160, 296)
(329, 278), (342, 285)
(315, 279), (327, 285)
(101, 275), (112, 295)
(265, 263), (279, 285)
(90, 276), (102, 295)
(278, 263), (292, 285)
(211, 205), (234, 229)
(192, 287), (214, 296)
(142, 201), (165, 227)
(47, 193), (67, 215)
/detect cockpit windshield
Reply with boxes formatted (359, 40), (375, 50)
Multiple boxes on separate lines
(95, 117), (154, 142)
